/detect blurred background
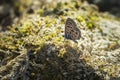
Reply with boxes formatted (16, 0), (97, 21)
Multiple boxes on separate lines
(0, 0), (120, 31)
(87, 0), (120, 16)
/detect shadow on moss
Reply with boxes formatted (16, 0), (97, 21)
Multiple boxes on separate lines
(0, 43), (104, 80)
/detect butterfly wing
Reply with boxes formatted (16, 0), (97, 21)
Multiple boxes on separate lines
(65, 18), (76, 39)
(74, 27), (81, 40)
(65, 18), (81, 41)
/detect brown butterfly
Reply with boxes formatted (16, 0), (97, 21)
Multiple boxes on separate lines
(65, 18), (81, 42)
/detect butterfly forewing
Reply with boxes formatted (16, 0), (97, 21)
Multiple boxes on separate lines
(65, 18), (81, 41)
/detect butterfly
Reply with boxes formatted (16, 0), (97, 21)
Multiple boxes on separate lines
(65, 18), (81, 42)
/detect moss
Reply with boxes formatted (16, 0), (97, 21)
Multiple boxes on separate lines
(0, 0), (120, 80)
(18, 21), (34, 36)
(58, 48), (66, 57)
(37, 9), (44, 15)
(87, 21), (95, 29)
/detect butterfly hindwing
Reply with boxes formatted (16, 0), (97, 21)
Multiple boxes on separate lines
(65, 18), (81, 41)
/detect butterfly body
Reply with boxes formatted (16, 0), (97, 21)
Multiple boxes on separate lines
(65, 18), (81, 41)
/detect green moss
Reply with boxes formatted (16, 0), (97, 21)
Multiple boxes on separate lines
(18, 21), (33, 36)
(76, 16), (86, 24)
(87, 21), (95, 29)
(0, 0), (120, 80)
(37, 9), (44, 15)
